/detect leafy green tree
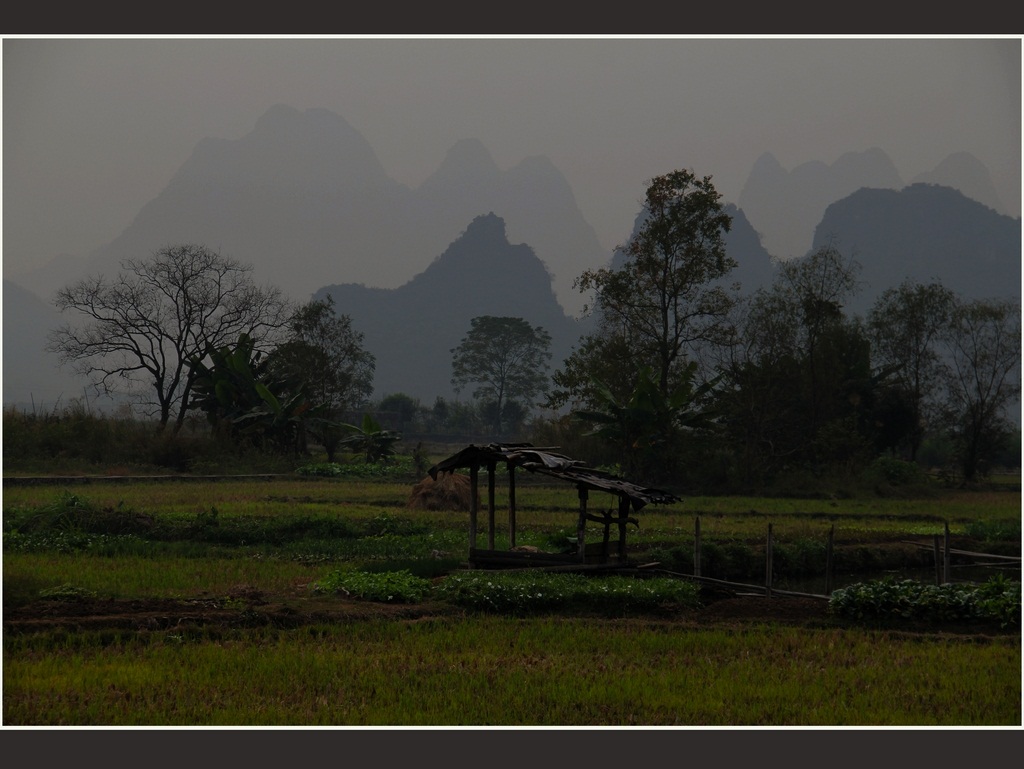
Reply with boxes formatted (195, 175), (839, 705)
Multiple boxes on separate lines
(573, 168), (736, 398)
(270, 296), (375, 460)
(48, 244), (291, 432)
(377, 393), (421, 430)
(773, 240), (863, 438)
(451, 316), (552, 434)
(719, 243), (876, 486)
(939, 297), (1021, 482)
(547, 331), (642, 413)
(867, 280), (956, 461)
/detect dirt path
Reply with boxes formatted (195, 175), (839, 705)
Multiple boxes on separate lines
(4, 587), (1012, 639)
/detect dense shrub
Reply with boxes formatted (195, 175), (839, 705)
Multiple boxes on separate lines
(828, 576), (1021, 628)
(435, 571), (701, 616)
(965, 518), (1022, 543)
(692, 540), (762, 581)
(312, 569), (432, 603)
(2, 406), (297, 475)
(771, 538), (828, 578)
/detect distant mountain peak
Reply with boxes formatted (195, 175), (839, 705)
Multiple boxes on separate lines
(750, 151), (785, 174)
(251, 103), (361, 142)
(441, 137), (499, 169)
(420, 138), (501, 192)
(420, 212), (550, 282)
(315, 212), (577, 402)
(911, 151), (1006, 214)
(462, 211), (507, 239)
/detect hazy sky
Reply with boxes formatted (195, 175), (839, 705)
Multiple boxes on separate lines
(3, 36), (1021, 278)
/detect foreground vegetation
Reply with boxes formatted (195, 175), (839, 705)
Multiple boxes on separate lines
(3, 468), (1020, 726)
(5, 616), (1018, 726)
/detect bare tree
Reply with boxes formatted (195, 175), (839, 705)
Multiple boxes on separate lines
(47, 244), (292, 431)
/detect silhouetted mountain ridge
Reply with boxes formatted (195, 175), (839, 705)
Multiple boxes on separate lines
(10, 105), (607, 320)
(738, 147), (1008, 260)
(812, 183), (1021, 316)
(315, 213), (583, 403)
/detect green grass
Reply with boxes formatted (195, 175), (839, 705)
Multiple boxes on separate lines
(4, 476), (1020, 725)
(3, 553), (325, 603)
(3, 618), (1018, 725)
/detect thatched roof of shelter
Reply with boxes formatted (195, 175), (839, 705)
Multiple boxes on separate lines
(427, 442), (679, 511)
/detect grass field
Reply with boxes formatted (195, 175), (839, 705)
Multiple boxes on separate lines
(3, 474), (1020, 726)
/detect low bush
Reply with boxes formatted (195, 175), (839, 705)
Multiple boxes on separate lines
(312, 569), (432, 603)
(965, 518), (1022, 543)
(296, 456), (417, 480)
(434, 571), (701, 616)
(363, 512), (429, 537)
(828, 575), (1021, 628)
(38, 583), (98, 602)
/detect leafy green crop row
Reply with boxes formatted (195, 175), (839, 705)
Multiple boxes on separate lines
(312, 568), (702, 616)
(828, 575), (1021, 628)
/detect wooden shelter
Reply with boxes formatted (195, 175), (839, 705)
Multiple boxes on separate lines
(427, 442), (680, 569)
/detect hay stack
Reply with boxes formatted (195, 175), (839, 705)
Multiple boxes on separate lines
(407, 472), (478, 511)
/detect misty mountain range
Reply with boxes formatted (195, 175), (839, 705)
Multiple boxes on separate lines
(3, 104), (1020, 411)
(739, 147), (1011, 260)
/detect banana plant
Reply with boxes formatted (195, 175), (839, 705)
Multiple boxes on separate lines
(572, 364), (721, 480)
(188, 334), (326, 451)
(339, 413), (402, 463)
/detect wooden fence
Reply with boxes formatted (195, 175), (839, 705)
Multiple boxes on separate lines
(679, 517), (1021, 601)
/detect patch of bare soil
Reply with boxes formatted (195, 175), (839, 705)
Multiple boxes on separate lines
(4, 586), (1013, 638)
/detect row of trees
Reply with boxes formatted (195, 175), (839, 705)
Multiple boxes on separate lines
(540, 169), (1020, 488)
(45, 168), (1021, 489)
(47, 245), (378, 460)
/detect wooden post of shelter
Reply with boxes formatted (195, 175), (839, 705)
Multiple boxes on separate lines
(577, 485), (588, 562)
(469, 463), (479, 555)
(943, 520), (951, 584)
(600, 508), (611, 562)
(825, 523), (835, 595)
(507, 462), (517, 549)
(766, 522), (774, 599)
(694, 516), (702, 578)
(487, 460), (496, 550)
(617, 496), (630, 562)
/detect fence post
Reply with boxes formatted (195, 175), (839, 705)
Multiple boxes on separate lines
(933, 535), (942, 585)
(825, 524), (835, 596)
(694, 516), (702, 578)
(766, 522), (774, 599)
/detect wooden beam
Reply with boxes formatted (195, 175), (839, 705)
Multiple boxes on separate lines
(616, 495), (630, 561)
(469, 462), (479, 555)
(508, 462), (517, 548)
(487, 460), (496, 550)
(577, 485), (588, 562)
